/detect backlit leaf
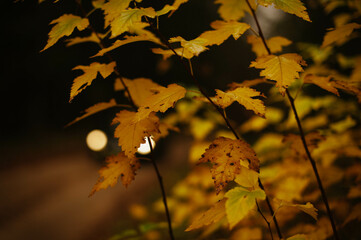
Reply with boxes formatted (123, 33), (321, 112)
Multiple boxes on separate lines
(225, 187), (266, 229)
(70, 62), (116, 102)
(41, 14), (89, 51)
(169, 36), (208, 57)
(275, 199), (318, 220)
(214, 86), (266, 117)
(185, 199), (226, 231)
(247, 35), (292, 57)
(136, 84), (187, 120)
(89, 152), (140, 196)
(321, 23), (361, 48)
(215, 0), (256, 21)
(114, 77), (161, 107)
(151, 47), (194, 59)
(250, 53), (307, 95)
(258, 0), (311, 22)
(199, 137), (260, 194)
(198, 20), (250, 46)
(66, 99), (117, 127)
(65, 32), (100, 47)
(102, 0), (132, 27)
(112, 110), (160, 157)
(303, 74), (339, 96)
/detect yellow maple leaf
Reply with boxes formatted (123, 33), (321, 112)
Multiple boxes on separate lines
(303, 74), (339, 96)
(198, 20), (250, 46)
(89, 152), (140, 197)
(108, 7), (156, 38)
(65, 32), (101, 47)
(66, 99), (117, 127)
(225, 187), (266, 229)
(215, 0), (256, 21)
(151, 47), (194, 59)
(102, 0), (131, 27)
(250, 53), (307, 95)
(199, 137), (260, 194)
(214, 86), (266, 117)
(258, 0), (311, 22)
(112, 110), (160, 157)
(70, 62), (116, 102)
(274, 199), (318, 220)
(247, 35), (292, 57)
(136, 83), (187, 120)
(185, 199), (226, 231)
(114, 77), (161, 106)
(169, 36), (209, 57)
(321, 23), (361, 48)
(41, 14), (89, 51)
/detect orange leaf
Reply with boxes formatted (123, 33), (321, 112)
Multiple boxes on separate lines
(89, 152), (140, 196)
(258, 0), (311, 22)
(185, 199), (227, 231)
(321, 23), (361, 48)
(215, 0), (256, 21)
(112, 110), (160, 157)
(214, 86), (266, 117)
(136, 84), (186, 120)
(199, 137), (260, 194)
(247, 35), (292, 57)
(70, 62), (116, 102)
(303, 74), (339, 96)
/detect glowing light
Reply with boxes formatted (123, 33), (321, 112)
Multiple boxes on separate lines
(86, 129), (108, 151)
(137, 137), (155, 155)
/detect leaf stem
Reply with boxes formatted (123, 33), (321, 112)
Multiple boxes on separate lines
(245, 0), (340, 239)
(75, 2), (175, 239)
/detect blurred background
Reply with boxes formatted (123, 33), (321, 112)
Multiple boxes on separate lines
(1, 0), (358, 239)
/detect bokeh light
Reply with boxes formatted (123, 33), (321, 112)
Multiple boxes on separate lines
(137, 137), (155, 155)
(86, 129), (108, 151)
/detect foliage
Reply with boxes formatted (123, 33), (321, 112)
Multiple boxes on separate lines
(37, 0), (361, 239)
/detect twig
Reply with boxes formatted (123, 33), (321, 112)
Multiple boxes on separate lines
(244, 0), (340, 239)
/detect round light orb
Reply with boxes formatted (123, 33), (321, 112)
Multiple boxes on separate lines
(137, 137), (155, 155)
(86, 129), (108, 151)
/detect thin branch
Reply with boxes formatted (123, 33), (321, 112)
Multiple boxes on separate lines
(75, 2), (175, 239)
(256, 201), (273, 240)
(144, 16), (278, 240)
(245, 0), (340, 239)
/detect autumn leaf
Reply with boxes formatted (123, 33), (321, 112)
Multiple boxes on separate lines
(215, 0), (256, 21)
(89, 152), (140, 196)
(157, 0), (189, 16)
(199, 137), (260, 194)
(225, 187), (266, 229)
(112, 110), (160, 157)
(275, 199), (318, 220)
(228, 78), (267, 89)
(169, 36), (209, 57)
(303, 74), (339, 96)
(114, 77), (161, 106)
(258, 0), (311, 22)
(102, 0), (131, 27)
(214, 86), (266, 117)
(250, 53), (307, 95)
(66, 99), (117, 127)
(185, 199), (226, 231)
(65, 32), (100, 47)
(70, 62), (116, 102)
(287, 234), (308, 240)
(136, 84), (187, 120)
(108, 7), (156, 38)
(234, 167), (259, 188)
(41, 14), (89, 51)
(321, 23), (361, 48)
(247, 35), (292, 57)
(151, 47), (194, 59)
(198, 20), (250, 46)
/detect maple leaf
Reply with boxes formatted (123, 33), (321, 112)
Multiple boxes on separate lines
(214, 86), (266, 118)
(41, 14), (89, 51)
(102, 0), (131, 27)
(258, 0), (311, 22)
(321, 23), (361, 48)
(92, 34), (162, 57)
(70, 62), (116, 102)
(185, 199), (226, 231)
(112, 110), (160, 157)
(199, 137), (260, 194)
(108, 7), (156, 38)
(250, 53), (307, 96)
(247, 35), (292, 57)
(234, 167), (259, 188)
(275, 199), (318, 220)
(303, 74), (339, 96)
(114, 77), (161, 106)
(66, 99), (117, 127)
(151, 47), (194, 59)
(65, 32), (101, 47)
(198, 20), (250, 46)
(225, 187), (266, 229)
(215, 0), (256, 21)
(89, 152), (140, 197)
(136, 84), (187, 120)
(169, 36), (209, 57)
